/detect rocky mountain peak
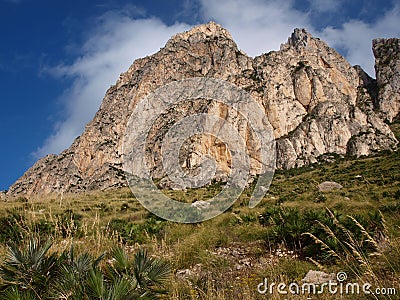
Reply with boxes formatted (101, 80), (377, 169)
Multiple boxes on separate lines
(166, 21), (235, 47)
(373, 38), (400, 56)
(6, 24), (399, 198)
(280, 28), (322, 52)
(288, 28), (312, 47)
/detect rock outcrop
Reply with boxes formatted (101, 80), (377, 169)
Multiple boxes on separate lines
(257, 29), (397, 168)
(7, 23), (399, 197)
(318, 181), (343, 192)
(373, 38), (400, 122)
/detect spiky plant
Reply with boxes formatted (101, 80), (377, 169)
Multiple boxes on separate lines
(0, 237), (171, 300)
(0, 237), (59, 299)
(51, 247), (170, 299)
(50, 246), (105, 299)
(104, 247), (171, 299)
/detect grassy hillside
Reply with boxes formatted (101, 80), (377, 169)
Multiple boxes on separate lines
(0, 122), (399, 299)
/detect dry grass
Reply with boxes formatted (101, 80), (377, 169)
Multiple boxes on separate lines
(0, 123), (399, 299)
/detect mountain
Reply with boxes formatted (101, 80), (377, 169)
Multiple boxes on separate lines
(7, 22), (399, 197)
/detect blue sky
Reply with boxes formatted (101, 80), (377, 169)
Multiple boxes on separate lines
(0, 0), (399, 191)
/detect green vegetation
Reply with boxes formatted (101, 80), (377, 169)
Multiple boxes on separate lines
(0, 237), (170, 299)
(259, 206), (387, 262)
(0, 123), (399, 299)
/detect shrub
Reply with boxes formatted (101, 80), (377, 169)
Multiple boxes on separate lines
(304, 209), (389, 277)
(394, 189), (400, 200)
(259, 206), (320, 251)
(0, 210), (27, 243)
(32, 219), (55, 238)
(0, 236), (171, 299)
(108, 217), (166, 244)
(259, 206), (387, 263)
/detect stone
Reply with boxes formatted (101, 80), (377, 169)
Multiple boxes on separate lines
(176, 269), (193, 279)
(302, 270), (335, 284)
(158, 177), (186, 190)
(191, 200), (211, 210)
(318, 181), (343, 192)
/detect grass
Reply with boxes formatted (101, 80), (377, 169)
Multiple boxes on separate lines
(0, 123), (399, 299)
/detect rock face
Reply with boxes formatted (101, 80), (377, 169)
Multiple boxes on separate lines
(302, 270), (335, 284)
(373, 38), (400, 122)
(318, 181), (343, 192)
(260, 29), (397, 168)
(7, 22), (399, 197)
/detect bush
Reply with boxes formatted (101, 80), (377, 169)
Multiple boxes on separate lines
(259, 206), (387, 263)
(260, 207), (327, 252)
(108, 217), (166, 244)
(0, 210), (27, 243)
(0, 236), (171, 299)
(32, 219), (55, 238)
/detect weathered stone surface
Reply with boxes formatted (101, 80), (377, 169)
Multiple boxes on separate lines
(302, 270), (335, 284)
(7, 23), (399, 197)
(373, 38), (400, 122)
(260, 29), (397, 168)
(191, 200), (211, 210)
(318, 181), (343, 192)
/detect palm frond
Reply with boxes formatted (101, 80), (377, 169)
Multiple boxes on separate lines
(111, 247), (130, 272)
(106, 277), (133, 300)
(1, 287), (37, 300)
(146, 259), (171, 287)
(86, 269), (105, 298)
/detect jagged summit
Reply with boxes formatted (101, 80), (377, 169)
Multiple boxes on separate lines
(279, 28), (329, 53)
(287, 28), (314, 48)
(169, 21), (234, 43)
(6, 23), (399, 197)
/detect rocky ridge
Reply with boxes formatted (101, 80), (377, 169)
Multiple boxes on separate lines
(7, 22), (399, 197)
(373, 38), (400, 122)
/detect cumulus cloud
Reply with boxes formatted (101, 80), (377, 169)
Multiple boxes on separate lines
(320, 4), (400, 76)
(200, 0), (399, 76)
(199, 0), (312, 56)
(35, 14), (189, 157)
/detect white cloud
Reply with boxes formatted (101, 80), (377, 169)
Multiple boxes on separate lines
(199, 0), (399, 76)
(320, 4), (400, 76)
(199, 0), (312, 56)
(35, 14), (189, 157)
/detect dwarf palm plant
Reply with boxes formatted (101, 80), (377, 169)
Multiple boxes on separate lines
(0, 237), (171, 300)
(50, 246), (105, 299)
(0, 238), (58, 299)
(103, 247), (171, 299)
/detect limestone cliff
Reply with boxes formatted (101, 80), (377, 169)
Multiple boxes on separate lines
(7, 22), (399, 197)
(373, 38), (400, 122)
